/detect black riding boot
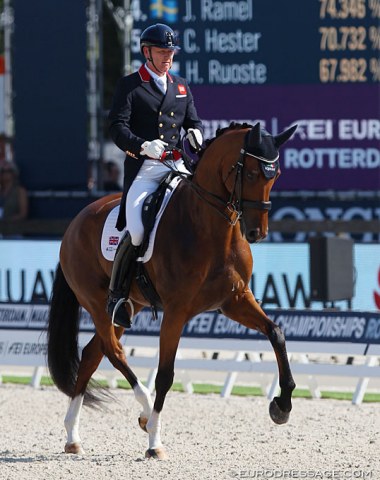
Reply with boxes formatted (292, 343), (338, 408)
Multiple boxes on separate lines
(106, 233), (139, 328)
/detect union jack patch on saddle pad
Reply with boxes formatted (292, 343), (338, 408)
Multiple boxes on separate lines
(108, 236), (119, 246)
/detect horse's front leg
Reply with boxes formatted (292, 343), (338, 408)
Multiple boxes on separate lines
(222, 288), (296, 424)
(134, 381), (154, 432)
(145, 310), (185, 460)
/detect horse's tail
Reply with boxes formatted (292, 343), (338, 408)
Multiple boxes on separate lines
(47, 263), (81, 398)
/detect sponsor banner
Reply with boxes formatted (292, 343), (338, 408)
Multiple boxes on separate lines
(0, 240), (379, 311)
(124, 308), (380, 344)
(0, 329), (105, 368)
(191, 84), (379, 191)
(0, 303), (94, 331)
(0, 304), (379, 345)
(0, 330), (48, 367)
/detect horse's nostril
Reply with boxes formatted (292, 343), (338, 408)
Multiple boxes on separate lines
(247, 228), (261, 243)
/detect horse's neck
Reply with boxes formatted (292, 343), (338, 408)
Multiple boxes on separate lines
(180, 173), (241, 248)
(193, 154), (226, 199)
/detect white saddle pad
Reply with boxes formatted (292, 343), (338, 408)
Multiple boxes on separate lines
(101, 176), (182, 263)
(101, 205), (122, 261)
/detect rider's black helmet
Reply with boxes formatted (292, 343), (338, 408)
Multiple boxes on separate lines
(140, 23), (180, 54)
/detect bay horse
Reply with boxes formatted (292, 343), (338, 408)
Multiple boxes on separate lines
(47, 122), (297, 460)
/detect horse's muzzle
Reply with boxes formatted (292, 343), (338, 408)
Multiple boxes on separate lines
(246, 227), (267, 243)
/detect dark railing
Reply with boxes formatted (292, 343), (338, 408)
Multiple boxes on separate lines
(0, 219), (72, 236)
(1, 219), (379, 237)
(270, 219), (380, 234)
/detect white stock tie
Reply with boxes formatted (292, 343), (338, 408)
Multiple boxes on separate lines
(156, 76), (167, 94)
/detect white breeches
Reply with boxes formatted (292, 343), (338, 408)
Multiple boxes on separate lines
(126, 158), (189, 246)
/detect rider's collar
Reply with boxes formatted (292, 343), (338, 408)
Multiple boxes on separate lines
(138, 64), (173, 83)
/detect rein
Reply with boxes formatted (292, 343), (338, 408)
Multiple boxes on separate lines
(162, 133), (273, 226)
(163, 153), (239, 225)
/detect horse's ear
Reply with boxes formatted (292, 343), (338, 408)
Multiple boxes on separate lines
(274, 124), (298, 147)
(247, 122), (262, 147)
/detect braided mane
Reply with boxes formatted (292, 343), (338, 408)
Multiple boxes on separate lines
(214, 121), (254, 139)
(199, 122), (254, 159)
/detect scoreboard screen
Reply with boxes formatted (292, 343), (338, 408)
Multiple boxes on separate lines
(130, 0), (380, 191)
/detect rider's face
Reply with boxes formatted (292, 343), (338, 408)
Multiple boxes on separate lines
(145, 47), (175, 75)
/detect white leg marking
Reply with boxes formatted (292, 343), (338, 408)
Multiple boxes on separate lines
(133, 380), (154, 418)
(64, 395), (84, 445)
(146, 410), (163, 449)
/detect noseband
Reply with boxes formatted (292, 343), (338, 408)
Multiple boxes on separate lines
(223, 132), (278, 225)
(226, 151), (272, 222)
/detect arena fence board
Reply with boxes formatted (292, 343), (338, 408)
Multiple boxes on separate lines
(0, 305), (379, 405)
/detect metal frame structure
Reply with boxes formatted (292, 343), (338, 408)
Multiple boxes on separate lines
(89, 0), (134, 190)
(0, 0), (14, 162)
(0, 0), (134, 189)
(87, 0), (103, 189)
(104, 0), (133, 76)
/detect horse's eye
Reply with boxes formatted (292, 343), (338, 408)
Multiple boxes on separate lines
(246, 171), (257, 181)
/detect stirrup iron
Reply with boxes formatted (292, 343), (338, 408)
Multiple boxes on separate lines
(111, 298), (135, 328)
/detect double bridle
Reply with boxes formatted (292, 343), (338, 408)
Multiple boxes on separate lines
(223, 142), (277, 225)
(163, 132), (278, 226)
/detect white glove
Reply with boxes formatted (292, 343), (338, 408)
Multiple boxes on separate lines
(140, 139), (168, 159)
(186, 128), (203, 150)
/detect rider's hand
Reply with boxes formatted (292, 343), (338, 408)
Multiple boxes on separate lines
(186, 128), (203, 151)
(140, 139), (168, 159)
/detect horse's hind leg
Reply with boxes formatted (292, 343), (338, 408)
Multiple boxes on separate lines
(64, 333), (105, 454)
(64, 316), (153, 455)
(222, 289), (296, 424)
(93, 311), (154, 434)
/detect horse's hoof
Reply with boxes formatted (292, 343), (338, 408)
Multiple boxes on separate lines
(138, 416), (148, 432)
(64, 442), (85, 455)
(269, 397), (290, 425)
(145, 448), (168, 460)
